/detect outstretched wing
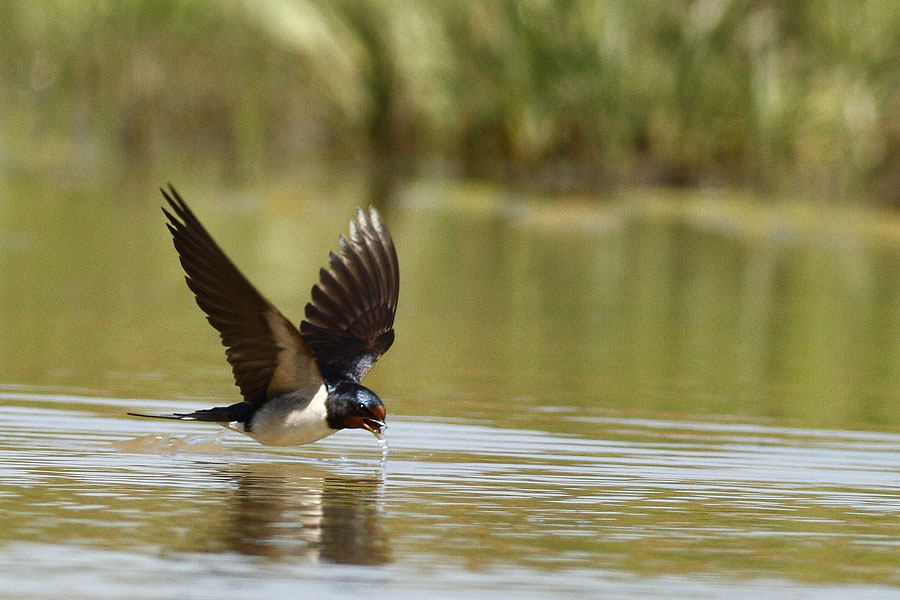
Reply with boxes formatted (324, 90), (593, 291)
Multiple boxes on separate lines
(300, 206), (399, 383)
(162, 185), (322, 405)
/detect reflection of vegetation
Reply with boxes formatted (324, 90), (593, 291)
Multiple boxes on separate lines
(2, 178), (900, 429)
(382, 191), (900, 430)
(3, 180), (900, 429)
(2, 1), (899, 201)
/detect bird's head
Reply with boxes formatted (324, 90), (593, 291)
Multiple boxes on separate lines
(327, 381), (386, 435)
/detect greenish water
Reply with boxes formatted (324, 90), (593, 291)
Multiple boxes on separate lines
(1, 178), (900, 598)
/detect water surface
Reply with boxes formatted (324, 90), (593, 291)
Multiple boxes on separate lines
(1, 180), (900, 597)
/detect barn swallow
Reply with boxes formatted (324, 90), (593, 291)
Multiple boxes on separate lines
(129, 185), (399, 446)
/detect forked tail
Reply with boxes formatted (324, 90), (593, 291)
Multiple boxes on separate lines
(127, 402), (253, 424)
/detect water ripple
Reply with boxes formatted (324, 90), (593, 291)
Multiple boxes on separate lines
(1, 391), (899, 597)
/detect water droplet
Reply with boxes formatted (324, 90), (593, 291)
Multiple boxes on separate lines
(374, 429), (388, 463)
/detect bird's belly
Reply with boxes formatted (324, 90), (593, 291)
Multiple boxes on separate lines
(242, 385), (335, 446)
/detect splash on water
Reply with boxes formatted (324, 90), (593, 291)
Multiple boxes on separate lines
(113, 432), (229, 455)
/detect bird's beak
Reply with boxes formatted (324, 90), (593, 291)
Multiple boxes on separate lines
(362, 418), (386, 435)
(362, 403), (386, 435)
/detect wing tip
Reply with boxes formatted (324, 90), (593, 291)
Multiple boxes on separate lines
(366, 205), (385, 229)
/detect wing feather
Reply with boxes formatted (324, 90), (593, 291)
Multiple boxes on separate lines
(300, 206), (399, 383)
(161, 185), (322, 404)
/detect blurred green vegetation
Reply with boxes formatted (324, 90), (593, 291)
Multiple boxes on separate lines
(2, 1), (900, 202)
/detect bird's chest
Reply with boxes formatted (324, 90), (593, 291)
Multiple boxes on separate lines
(242, 385), (335, 446)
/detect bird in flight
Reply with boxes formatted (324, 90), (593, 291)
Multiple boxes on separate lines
(130, 185), (399, 446)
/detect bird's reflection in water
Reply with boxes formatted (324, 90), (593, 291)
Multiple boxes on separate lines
(221, 463), (390, 565)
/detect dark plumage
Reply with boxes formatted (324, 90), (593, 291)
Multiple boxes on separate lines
(301, 204), (399, 383)
(129, 185), (398, 446)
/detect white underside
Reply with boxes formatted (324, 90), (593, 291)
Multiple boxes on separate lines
(228, 384), (335, 446)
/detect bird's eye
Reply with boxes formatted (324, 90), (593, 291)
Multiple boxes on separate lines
(357, 402), (366, 413)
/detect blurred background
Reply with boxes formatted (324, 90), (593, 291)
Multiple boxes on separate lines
(2, 0), (900, 431)
(3, 0), (900, 203)
(4, 3), (900, 594)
